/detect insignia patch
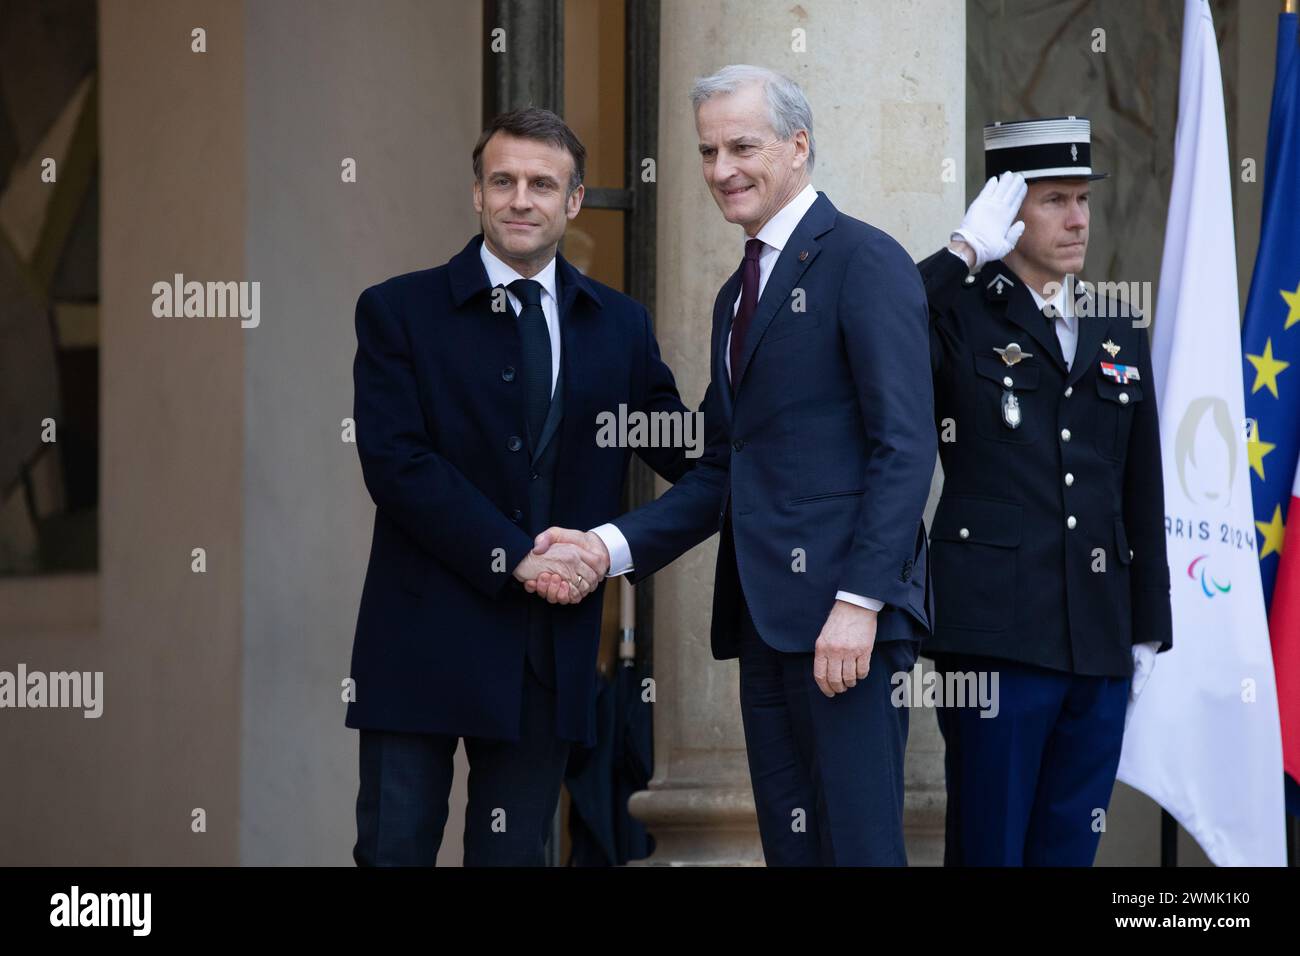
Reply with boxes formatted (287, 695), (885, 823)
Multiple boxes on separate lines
(986, 272), (1015, 297)
(994, 342), (1033, 366)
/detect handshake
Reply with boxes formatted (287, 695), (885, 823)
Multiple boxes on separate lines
(512, 528), (611, 604)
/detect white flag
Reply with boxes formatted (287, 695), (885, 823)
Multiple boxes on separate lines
(1117, 0), (1285, 866)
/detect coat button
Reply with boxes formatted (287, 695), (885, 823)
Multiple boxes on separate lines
(959, 527), (970, 539)
(1119, 392), (1130, 405)
(510, 509), (523, 522)
(963, 274), (976, 286)
(529, 471), (540, 481)
(507, 435), (523, 452)
(1064, 472), (1074, 486)
(1060, 428), (1072, 442)
(502, 366), (516, 382)
(1003, 376), (1013, 387)
(1130, 548), (1135, 560)
(1067, 515), (1077, 529)
(732, 438), (745, 452)
(1064, 385), (1073, 397)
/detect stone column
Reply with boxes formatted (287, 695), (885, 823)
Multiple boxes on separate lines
(630, 0), (964, 865)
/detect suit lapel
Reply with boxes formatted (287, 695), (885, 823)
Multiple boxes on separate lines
(1066, 284), (1111, 387)
(714, 267), (741, 421)
(731, 193), (836, 391)
(547, 255), (601, 467)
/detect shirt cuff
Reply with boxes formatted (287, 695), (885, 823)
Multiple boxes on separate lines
(835, 591), (884, 612)
(590, 523), (633, 577)
(946, 244), (975, 269)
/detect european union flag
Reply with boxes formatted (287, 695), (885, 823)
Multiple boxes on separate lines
(1242, 12), (1300, 610)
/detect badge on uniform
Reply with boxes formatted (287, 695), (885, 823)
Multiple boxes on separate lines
(1002, 390), (1022, 429)
(994, 342), (1033, 366)
(1102, 339), (1121, 358)
(1100, 361), (1140, 384)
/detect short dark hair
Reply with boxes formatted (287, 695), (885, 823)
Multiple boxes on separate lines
(472, 108), (586, 194)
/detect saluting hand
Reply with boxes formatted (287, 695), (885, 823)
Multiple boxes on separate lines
(949, 170), (1027, 270)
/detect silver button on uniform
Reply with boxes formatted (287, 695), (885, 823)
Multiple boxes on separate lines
(1067, 515), (1077, 530)
(1065, 472), (1074, 486)
(1119, 392), (1130, 405)
(959, 528), (970, 539)
(1003, 376), (1013, 387)
(1064, 386), (1073, 397)
(1061, 428), (1072, 442)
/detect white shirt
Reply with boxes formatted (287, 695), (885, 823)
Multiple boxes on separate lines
(480, 240), (561, 395)
(1026, 282), (1079, 370)
(593, 184), (883, 615)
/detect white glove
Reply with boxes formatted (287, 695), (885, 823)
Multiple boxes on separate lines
(1129, 641), (1159, 701)
(951, 171), (1028, 270)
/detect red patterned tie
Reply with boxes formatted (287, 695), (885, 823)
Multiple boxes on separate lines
(729, 238), (764, 388)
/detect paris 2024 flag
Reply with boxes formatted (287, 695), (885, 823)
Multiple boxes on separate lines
(1117, 0), (1285, 866)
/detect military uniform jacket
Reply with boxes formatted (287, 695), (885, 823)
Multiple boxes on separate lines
(920, 249), (1173, 676)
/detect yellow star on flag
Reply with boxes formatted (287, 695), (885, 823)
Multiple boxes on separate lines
(1246, 338), (1290, 398)
(1256, 504), (1285, 559)
(1247, 424), (1276, 481)
(1283, 281), (1300, 330)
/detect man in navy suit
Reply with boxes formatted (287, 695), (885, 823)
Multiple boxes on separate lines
(346, 108), (691, 866)
(535, 65), (936, 865)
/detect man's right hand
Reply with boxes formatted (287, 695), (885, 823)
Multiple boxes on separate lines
(950, 170), (1027, 271)
(513, 540), (603, 605)
(525, 528), (611, 604)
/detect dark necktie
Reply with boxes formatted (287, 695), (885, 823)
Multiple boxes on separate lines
(729, 238), (764, 388)
(507, 278), (552, 447)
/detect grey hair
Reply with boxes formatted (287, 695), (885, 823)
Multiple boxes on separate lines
(689, 64), (816, 170)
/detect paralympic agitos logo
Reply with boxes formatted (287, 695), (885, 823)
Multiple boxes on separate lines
(1187, 554), (1231, 599)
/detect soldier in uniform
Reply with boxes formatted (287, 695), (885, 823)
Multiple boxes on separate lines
(919, 117), (1173, 866)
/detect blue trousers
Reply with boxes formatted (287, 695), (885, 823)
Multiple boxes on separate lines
(932, 653), (1130, 866)
(738, 601), (917, 866)
(353, 664), (569, 866)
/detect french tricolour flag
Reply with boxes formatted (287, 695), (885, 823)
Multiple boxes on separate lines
(1270, 450), (1300, 786)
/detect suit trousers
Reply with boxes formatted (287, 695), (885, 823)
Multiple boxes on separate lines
(932, 653), (1130, 866)
(737, 597), (917, 866)
(353, 661), (570, 866)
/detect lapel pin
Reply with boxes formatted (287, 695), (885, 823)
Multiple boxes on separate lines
(994, 342), (1033, 366)
(1102, 339), (1121, 358)
(798, 250), (809, 261)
